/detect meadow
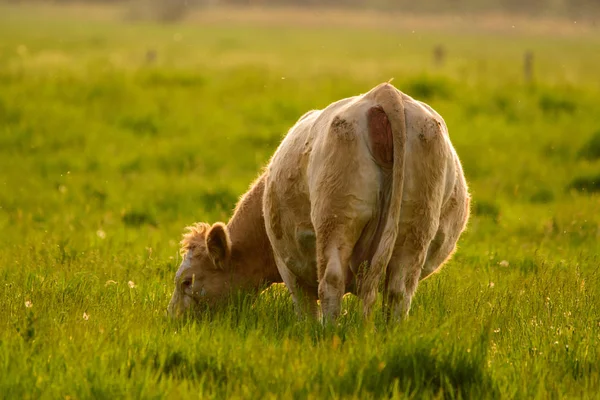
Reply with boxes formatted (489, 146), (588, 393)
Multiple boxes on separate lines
(1, 4), (599, 398)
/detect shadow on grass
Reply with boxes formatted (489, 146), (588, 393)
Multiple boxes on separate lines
(530, 188), (554, 204)
(341, 337), (496, 398)
(403, 75), (454, 101)
(473, 200), (501, 223)
(538, 92), (577, 116)
(568, 174), (600, 194)
(578, 130), (600, 161)
(159, 350), (230, 384)
(161, 290), (497, 398)
(122, 209), (158, 227)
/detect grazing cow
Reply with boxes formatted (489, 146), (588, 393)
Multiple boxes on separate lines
(168, 83), (469, 321)
(167, 174), (282, 318)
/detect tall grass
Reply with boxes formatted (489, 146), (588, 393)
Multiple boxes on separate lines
(0, 4), (599, 398)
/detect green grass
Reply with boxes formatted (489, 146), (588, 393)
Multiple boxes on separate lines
(1, 4), (600, 399)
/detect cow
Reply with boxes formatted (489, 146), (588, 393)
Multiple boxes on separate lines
(168, 82), (470, 322)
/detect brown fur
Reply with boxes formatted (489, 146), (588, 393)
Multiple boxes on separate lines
(167, 174), (282, 317)
(180, 223), (211, 254)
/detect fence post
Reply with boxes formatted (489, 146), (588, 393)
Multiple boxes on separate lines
(524, 50), (533, 84)
(433, 45), (445, 68)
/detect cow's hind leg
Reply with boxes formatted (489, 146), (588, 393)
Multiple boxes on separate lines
(385, 199), (441, 321)
(420, 186), (470, 280)
(312, 178), (373, 322)
(385, 189), (468, 321)
(316, 234), (355, 322)
(384, 232), (430, 321)
(309, 112), (379, 322)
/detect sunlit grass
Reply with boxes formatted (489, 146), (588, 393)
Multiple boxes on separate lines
(0, 4), (599, 399)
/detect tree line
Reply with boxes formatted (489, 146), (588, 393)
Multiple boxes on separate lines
(8, 0), (600, 19)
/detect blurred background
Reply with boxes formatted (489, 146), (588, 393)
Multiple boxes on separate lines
(1, 1), (600, 398)
(0, 0), (598, 252)
(6, 0), (600, 21)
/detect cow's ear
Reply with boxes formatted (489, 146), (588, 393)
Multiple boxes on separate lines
(205, 222), (231, 269)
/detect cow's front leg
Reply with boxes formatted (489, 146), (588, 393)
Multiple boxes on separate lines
(317, 240), (354, 323)
(272, 253), (319, 320)
(291, 282), (319, 320)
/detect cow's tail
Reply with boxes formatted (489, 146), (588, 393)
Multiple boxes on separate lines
(360, 83), (407, 317)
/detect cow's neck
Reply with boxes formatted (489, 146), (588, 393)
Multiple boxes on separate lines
(226, 174), (281, 289)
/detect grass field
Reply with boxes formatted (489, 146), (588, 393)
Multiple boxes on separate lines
(1, 4), (600, 398)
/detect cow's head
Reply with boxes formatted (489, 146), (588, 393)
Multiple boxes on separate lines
(167, 222), (233, 318)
